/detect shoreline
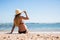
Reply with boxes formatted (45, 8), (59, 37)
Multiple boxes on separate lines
(0, 31), (60, 34)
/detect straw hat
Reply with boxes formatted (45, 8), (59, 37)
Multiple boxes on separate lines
(15, 9), (22, 15)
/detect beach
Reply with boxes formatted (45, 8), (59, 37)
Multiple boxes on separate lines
(0, 23), (60, 40)
(0, 32), (60, 40)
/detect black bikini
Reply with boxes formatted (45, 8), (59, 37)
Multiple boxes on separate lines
(18, 30), (27, 34)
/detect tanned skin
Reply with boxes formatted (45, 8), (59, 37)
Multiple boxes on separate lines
(10, 11), (29, 34)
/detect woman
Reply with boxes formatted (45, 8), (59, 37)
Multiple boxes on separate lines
(10, 9), (29, 34)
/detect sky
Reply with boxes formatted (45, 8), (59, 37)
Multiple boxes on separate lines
(0, 0), (60, 23)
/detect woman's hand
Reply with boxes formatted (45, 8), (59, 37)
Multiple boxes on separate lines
(22, 10), (29, 20)
(23, 11), (26, 13)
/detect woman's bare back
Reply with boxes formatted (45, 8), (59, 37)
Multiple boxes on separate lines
(10, 10), (29, 34)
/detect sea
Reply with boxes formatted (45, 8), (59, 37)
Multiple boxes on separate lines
(0, 23), (60, 32)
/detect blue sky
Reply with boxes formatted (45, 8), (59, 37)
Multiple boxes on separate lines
(0, 0), (60, 23)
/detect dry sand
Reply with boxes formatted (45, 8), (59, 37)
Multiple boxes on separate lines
(0, 32), (60, 40)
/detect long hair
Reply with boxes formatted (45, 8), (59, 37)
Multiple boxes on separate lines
(14, 13), (21, 26)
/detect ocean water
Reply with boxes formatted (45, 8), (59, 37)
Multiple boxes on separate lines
(0, 23), (60, 32)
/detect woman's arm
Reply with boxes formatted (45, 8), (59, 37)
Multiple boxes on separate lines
(10, 24), (15, 34)
(22, 11), (29, 20)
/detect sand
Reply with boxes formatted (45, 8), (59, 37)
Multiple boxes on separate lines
(0, 32), (60, 40)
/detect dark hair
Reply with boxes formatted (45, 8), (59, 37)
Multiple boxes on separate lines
(15, 13), (20, 18)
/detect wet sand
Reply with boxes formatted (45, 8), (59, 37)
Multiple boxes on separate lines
(0, 32), (60, 40)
